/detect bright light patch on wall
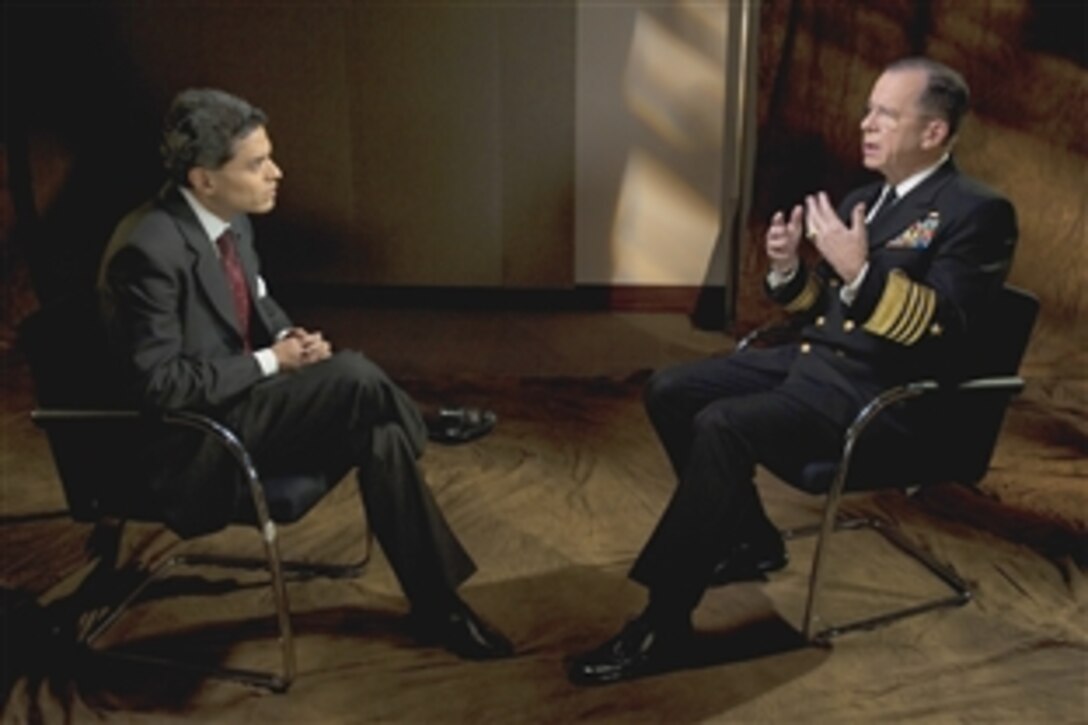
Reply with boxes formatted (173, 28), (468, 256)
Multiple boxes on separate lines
(611, 149), (719, 285)
(623, 10), (724, 152)
(677, 0), (728, 61)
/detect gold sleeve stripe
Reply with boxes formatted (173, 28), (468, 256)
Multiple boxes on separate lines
(887, 283), (935, 344)
(886, 282), (923, 341)
(863, 269), (937, 345)
(783, 274), (821, 313)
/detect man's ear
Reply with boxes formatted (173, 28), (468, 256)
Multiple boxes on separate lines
(187, 166), (216, 194)
(922, 118), (951, 149)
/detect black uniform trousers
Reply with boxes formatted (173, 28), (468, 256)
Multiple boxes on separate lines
(631, 344), (856, 616)
(220, 350), (476, 613)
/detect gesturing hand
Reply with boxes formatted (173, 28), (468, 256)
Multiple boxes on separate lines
(765, 204), (804, 274)
(804, 191), (869, 284)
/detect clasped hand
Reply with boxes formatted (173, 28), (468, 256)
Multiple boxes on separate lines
(766, 192), (869, 284)
(272, 327), (332, 371)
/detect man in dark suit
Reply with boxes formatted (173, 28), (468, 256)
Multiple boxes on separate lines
(98, 88), (513, 660)
(569, 57), (1017, 684)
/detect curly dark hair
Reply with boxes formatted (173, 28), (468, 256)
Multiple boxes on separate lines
(160, 88), (268, 187)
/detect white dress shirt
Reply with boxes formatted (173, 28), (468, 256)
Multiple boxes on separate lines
(179, 188), (280, 376)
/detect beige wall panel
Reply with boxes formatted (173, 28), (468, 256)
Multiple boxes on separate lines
(575, 2), (728, 286)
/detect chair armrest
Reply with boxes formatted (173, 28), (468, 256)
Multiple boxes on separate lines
(31, 408), (253, 472)
(31, 408), (275, 534)
(736, 320), (802, 351)
(808, 372), (1028, 514)
(846, 375), (1025, 442)
(31, 409), (142, 422)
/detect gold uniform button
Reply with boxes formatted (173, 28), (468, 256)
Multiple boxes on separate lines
(815, 316), (826, 327)
(800, 342), (812, 354)
(930, 322), (943, 336)
(843, 319), (856, 332)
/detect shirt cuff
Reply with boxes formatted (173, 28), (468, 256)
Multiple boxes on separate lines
(254, 348), (279, 377)
(840, 262), (870, 305)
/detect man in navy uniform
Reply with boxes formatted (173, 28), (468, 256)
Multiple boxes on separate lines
(569, 57), (1017, 684)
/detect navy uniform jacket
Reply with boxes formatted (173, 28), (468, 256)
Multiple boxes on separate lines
(766, 159), (1017, 428)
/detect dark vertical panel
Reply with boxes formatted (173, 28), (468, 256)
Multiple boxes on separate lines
(4, 3), (162, 305)
(4, 1), (581, 301)
(346, 4), (502, 287)
(104, 4), (354, 284)
(499, 5), (576, 288)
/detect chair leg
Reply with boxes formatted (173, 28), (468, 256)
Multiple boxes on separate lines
(180, 522), (373, 581)
(74, 516), (372, 693)
(76, 522), (296, 692)
(782, 500), (971, 644)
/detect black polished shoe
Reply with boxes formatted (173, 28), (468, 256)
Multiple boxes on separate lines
(412, 598), (514, 660)
(709, 536), (788, 587)
(567, 615), (693, 685)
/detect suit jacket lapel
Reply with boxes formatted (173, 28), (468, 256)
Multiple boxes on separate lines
(228, 220), (275, 342)
(230, 221), (261, 297)
(158, 185), (247, 340)
(868, 160), (957, 250)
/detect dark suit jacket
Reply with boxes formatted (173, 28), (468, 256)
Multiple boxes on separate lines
(766, 159), (1018, 427)
(98, 184), (294, 534)
(99, 184), (292, 412)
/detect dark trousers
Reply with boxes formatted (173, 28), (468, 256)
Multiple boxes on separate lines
(631, 345), (849, 614)
(223, 350), (475, 612)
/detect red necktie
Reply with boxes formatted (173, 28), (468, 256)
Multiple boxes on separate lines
(216, 229), (251, 350)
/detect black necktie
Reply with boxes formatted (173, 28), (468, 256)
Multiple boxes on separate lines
(216, 229), (251, 350)
(868, 186), (899, 226)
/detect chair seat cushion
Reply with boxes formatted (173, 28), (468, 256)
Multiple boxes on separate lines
(797, 455), (957, 495)
(797, 461), (840, 494)
(234, 470), (348, 525)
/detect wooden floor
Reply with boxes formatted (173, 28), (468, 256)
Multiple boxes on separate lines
(1, 306), (1084, 722)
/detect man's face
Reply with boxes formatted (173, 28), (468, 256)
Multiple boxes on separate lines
(860, 68), (946, 184)
(192, 125), (282, 219)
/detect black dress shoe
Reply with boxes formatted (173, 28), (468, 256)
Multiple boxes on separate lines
(568, 615), (693, 685)
(412, 598), (514, 660)
(426, 407), (497, 444)
(709, 536), (788, 587)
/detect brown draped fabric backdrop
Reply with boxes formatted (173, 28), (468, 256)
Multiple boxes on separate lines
(737, 0), (1086, 534)
(737, 0), (1087, 333)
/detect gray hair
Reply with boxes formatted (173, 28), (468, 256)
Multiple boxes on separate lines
(886, 57), (970, 140)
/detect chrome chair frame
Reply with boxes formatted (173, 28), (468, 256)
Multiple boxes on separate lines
(31, 408), (372, 694)
(736, 286), (1034, 644)
(777, 378), (1023, 643)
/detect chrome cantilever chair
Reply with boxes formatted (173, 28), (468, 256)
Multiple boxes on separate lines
(20, 292), (372, 693)
(740, 284), (1038, 643)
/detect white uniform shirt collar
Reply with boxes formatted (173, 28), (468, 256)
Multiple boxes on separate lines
(866, 153), (950, 223)
(179, 187), (232, 252)
(891, 152), (950, 200)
